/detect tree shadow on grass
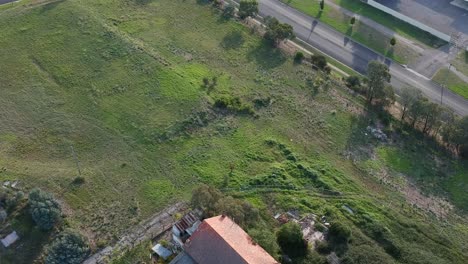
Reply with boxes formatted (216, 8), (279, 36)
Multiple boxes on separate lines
(246, 39), (287, 69)
(220, 31), (245, 50)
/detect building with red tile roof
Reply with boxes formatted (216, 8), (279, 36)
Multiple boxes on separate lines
(180, 215), (278, 264)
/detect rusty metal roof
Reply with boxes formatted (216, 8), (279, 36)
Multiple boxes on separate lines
(174, 212), (199, 233)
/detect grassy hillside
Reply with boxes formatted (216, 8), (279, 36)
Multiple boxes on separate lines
(0, 0), (467, 263)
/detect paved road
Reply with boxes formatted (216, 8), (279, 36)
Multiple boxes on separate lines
(252, 0), (468, 116)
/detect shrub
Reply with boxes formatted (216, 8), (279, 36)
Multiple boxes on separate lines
(214, 96), (255, 115)
(294, 51), (305, 63)
(315, 240), (331, 254)
(72, 176), (85, 185)
(29, 188), (62, 230)
(223, 5), (235, 19)
(45, 230), (90, 264)
(311, 54), (327, 71)
(328, 221), (351, 244)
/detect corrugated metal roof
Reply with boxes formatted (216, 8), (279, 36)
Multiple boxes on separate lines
(174, 212), (199, 233)
(152, 244), (172, 260)
(1, 231), (19, 248)
(184, 215), (278, 264)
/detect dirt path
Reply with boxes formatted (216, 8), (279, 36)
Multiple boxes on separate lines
(83, 202), (187, 264)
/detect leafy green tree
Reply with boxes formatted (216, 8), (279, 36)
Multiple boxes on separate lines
(239, 0), (258, 19)
(45, 230), (90, 264)
(366, 61), (391, 103)
(446, 116), (468, 156)
(264, 16), (295, 46)
(320, 0), (325, 11)
(276, 222), (308, 258)
(390, 37), (396, 47)
(399, 87), (422, 121)
(350, 16), (356, 26)
(191, 184), (222, 216)
(28, 188), (61, 230)
(421, 101), (441, 134)
(408, 97), (427, 127)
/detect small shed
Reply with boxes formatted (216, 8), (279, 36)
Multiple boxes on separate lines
(152, 243), (172, 260)
(1, 231), (19, 248)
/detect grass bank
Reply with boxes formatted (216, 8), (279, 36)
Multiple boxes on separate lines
(0, 0), (466, 263)
(433, 68), (468, 99)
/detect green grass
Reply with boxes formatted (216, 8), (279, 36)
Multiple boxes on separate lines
(280, 0), (427, 64)
(451, 50), (468, 77)
(0, 0), (467, 263)
(433, 69), (468, 99)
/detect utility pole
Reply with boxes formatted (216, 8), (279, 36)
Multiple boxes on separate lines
(70, 146), (82, 176)
(441, 32), (463, 105)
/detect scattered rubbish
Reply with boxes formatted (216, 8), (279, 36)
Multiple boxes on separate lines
(366, 126), (388, 142)
(342, 205), (355, 215)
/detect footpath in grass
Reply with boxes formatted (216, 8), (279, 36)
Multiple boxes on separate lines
(433, 68), (468, 99)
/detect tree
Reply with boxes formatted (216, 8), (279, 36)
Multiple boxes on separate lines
(328, 222), (351, 244)
(28, 188), (61, 230)
(264, 16), (295, 46)
(366, 61), (391, 103)
(238, 0), (258, 19)
(448, 116), (468, 156)
(408, 97), (427, 128)
(45, 230), (90, 264)
(350, 16), (356, 26)
(399, 87), (422, 121)
(276, 222), (308, 258)
(320, 0), (325, 11)
(191, 184), (222, 217)
(421, 101), (441, 134)
(390, 37), (396, 47)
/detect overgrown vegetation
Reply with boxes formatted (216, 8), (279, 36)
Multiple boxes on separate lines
(0, 0), (466, 263)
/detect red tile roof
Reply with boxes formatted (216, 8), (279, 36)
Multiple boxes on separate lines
(184, 215), (278, 264)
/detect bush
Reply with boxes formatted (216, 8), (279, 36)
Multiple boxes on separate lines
(72, 176), (85, 185)
(45, 230), (90, 264)
(214, 96), (255, 115)
(277, 222), (308, 258)
(310, 54), (327, 71)
(29, 188), (62, 230)
(294, 52), (305, 63)
(223, 5), (235, 19)
(328, 222), (351, 244)
(315, 240), (331, 254)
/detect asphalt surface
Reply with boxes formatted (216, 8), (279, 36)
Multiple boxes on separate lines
(252, 0), (468, 116)
(376, 0), (468, 38)
(0, 0), (16, 5)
